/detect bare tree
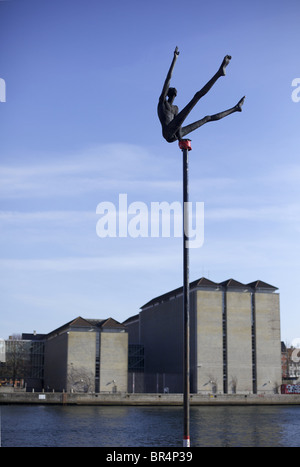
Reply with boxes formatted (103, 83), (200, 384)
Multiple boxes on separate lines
(0, 336), (30, 385)
(67, 365), (94, 393)
(230, 376), (238, 394)
(207, 374), (218, 394)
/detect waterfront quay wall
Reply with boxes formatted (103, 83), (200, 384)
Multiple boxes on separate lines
(1, 392), (300, 406)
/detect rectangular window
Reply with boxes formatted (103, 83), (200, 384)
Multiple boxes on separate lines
(95, 332), (100, 392)
(222, 291), (228, 394)
(251, 293), (257, 394)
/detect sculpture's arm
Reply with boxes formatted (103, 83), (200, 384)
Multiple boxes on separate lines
(159, 47), (179, 101)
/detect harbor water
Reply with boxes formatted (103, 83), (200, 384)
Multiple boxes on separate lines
(1, 404), (300, 447)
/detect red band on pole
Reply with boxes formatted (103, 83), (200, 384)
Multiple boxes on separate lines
(183, 436), (190, 447)
(178, 139), (192, 151)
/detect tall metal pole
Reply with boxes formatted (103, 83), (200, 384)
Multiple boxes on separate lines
(179, 139), (192, 447)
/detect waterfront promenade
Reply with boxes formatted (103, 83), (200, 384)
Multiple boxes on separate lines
(1, 391), (300, 406)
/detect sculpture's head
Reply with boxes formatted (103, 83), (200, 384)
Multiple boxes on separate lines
(167, 87), (177, 102)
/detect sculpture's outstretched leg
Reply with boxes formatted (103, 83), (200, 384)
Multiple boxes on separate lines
(166, 56), (232, 140)
(219, 55), (232, 76)
(180, 96), (245, 138)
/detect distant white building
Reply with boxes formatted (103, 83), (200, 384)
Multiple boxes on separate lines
(0, 338), (5, 363)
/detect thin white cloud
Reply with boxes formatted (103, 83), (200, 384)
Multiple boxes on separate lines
(3, 143), (299, 205)
(0, 210), (95, 223)
(0, 251), (181, 272)
(0, 143), (179, 199)
(205, 204), (300, 223)
(1, 202), (297, 230)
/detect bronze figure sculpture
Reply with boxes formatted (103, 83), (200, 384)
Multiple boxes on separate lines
(158, 47), (245, 143)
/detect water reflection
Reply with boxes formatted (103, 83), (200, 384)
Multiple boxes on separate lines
(191, 406), (286, 447)
(1, 405), (300, 447)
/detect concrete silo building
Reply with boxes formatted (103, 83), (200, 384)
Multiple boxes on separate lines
(44, 317), (128, 393)
(124, 278), (281, 395)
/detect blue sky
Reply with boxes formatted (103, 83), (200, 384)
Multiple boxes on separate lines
(1, 0), (300, 344)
